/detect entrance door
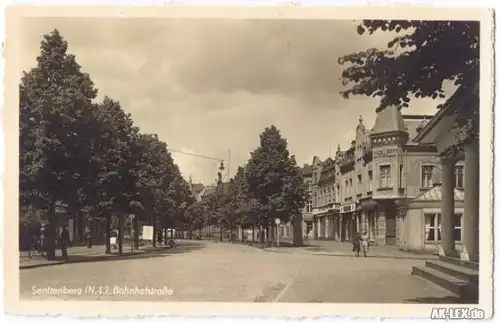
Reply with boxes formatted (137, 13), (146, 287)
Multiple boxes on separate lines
(385, 214), (397, 246)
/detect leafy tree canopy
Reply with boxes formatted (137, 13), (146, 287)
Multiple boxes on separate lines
(338, 20), (479, 139)
(246, 125), (307, 226)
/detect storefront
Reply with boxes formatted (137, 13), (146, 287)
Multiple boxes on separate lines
(358, 199), (378, 243)
(340, 203), (356, 241)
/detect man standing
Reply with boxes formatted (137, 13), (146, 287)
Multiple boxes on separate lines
(60, 226), (70, 260)
(85, 227), (93, 249)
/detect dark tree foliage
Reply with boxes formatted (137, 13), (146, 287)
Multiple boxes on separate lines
(338, 20), (479, 141)
(19, 29), (98, 259)
(245, 126), (308, 231)
(19, 30), (195, 257)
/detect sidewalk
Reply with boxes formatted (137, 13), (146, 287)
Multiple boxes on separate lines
(19, 244), (172, 270)
(264, 240), (438, 260)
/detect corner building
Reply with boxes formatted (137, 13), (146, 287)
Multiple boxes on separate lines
(311, 106), (465, 252)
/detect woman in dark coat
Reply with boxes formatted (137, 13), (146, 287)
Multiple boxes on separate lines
(352, 232), (361, 257)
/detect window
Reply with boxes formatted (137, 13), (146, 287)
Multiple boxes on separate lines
(425, 213), (462, 243)
(421, 165), (435, 188)
(349, 178), (353, 197)
(368, 170), (373, 192)
(345, 180), (348, 196)
(454, 165), (464, 188)
(425, 213), (441, 242)
(357, 174), (362, 195)
(379, 165), (392, 188)
(306, 200), (312, 213)
(399, 164), (403, 188)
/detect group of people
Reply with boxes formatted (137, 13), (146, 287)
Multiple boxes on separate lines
(352, 230), (370, 257)
(29, 225), (72, 260)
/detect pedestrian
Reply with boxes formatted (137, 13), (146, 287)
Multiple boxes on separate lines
(85, 228), (93, 249)
(39, 226), (45, 258)
(28, 230), (38, 258)
(60, 226), (70, 260)
(360, 230), (369, 257)
(352, 232), (361, 257)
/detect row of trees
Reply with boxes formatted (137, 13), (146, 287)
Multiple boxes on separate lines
(184, 125), (309, 246)
(20, 30), (195, 259)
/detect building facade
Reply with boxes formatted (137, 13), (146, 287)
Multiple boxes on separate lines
(310, 107), (466, 253)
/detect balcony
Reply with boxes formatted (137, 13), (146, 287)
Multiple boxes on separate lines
(327, 203), (340, 212)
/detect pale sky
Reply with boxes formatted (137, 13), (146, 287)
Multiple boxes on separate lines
(19, 18), (450, 185)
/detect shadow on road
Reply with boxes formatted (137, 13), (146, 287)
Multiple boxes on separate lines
(21, 242), (206, 269)
(404, 295), (475, 304)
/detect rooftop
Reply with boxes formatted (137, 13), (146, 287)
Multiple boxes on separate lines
(412, 184), (464, 202)
(371, 105), (408, 136)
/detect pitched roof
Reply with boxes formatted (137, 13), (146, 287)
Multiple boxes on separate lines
(412, 184), (465, 202)
(371, 105), (408, 136)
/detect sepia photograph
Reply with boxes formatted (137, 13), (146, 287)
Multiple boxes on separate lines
(2, 5), (494, 319)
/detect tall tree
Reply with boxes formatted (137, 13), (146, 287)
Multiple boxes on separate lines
(134, 134), (179, 247)
(19, 29), (98, 259)
(245, 126), (308, 245)
(338, 20), (479, 142)
(88, 97), (140, 254)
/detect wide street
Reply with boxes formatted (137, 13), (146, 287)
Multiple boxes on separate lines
(20, 240), (458, 303)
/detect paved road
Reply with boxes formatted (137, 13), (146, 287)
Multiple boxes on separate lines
(20, 240), (458, 303)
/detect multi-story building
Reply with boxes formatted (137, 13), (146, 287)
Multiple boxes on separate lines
(311, 157), (339, 239)
(300, 164), (314, 238)
(310, 106), (466, 253)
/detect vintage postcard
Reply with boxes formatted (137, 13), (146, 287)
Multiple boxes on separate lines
(2, 5), (494, 319)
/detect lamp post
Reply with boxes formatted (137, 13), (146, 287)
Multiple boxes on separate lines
(216, 161), (225, 241)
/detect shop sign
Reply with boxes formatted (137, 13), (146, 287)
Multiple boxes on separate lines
(340, 203), (356, 214)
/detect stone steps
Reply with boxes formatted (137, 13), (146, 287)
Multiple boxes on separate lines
(411, 256), (478, 303)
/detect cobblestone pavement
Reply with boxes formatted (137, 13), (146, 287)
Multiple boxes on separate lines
(20, 240), (458, 303)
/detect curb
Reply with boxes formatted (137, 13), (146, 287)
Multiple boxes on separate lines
(19, 247), (173, 270)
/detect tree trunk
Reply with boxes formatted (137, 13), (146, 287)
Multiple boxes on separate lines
(105, 212), (111, 254)
(252, 226), (255, 244)
(293, 213), (304, 247)
(133, 217), (139, 250)
(45, 200), (57, 260)
(270, 224), (275, 247)
(220, 224), (223, 242)
(259, 226), (264, 244)
(152, 221), (157, 248)
(189, 229), (193, 240)
(118, 213), (124, 254)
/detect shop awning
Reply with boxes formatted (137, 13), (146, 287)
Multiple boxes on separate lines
(360, 200), (378, 212)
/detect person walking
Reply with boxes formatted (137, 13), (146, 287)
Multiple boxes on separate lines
(352, 232), (361, 257)
(360, 230), (369, 257)
(39, 226), (46, 258)
(85, 228), (93, 249)
(60, 226), (70, 260)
